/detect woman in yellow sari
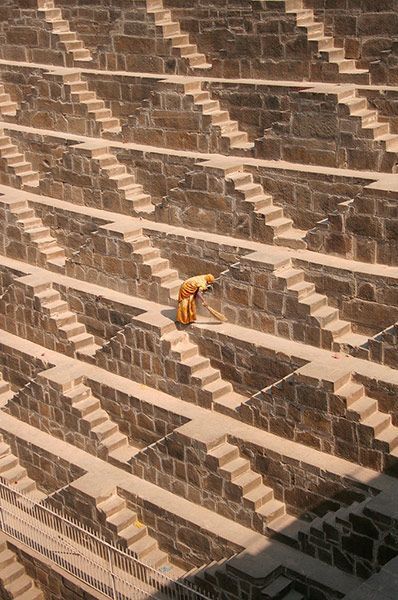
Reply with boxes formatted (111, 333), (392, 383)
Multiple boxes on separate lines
(176, 274), (215, 324)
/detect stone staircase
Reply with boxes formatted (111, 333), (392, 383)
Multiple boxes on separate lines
(0, 435), (46, 502)
(49, 374), (139, 464)
(335, 376), (398, 460)
(128, 232), (182, 302)
(36, 0), (92, 63)
(83, 145), (154, 214)
(0, 534), (44, 600)
(146, 0), (211, 70)
(183, 557), (235, 596)
(260, 576), (305, 600)
(96, 490), (185, 577)
(354, 322), (398, 369)
(163, 324), (247, 412)
(185, 557), (303, 600)
(225, 166), (306, 248)
(66, 221), (182, 303)
(207, 441), (285, 523)
(0, 373), (13, 409)
(0, 85), (17, 117)
(298, 498), (371, 563)
(284, 0), (369, 82)
(274, 260), (368, 350)
(338, 88), (398, 155)
(16, 274), (100, 358)
(183, 80), (254, 153)
(60, 70), (121, 134)
(0, 131), (40, 189)
(0, 196), (65, 271)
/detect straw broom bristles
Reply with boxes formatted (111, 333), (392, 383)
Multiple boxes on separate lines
(203, 303), (228, 322)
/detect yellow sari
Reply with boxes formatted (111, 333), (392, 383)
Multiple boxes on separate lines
(176, 274), (215, 324)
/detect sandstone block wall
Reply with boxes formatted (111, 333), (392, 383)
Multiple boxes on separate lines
(87, 377), (189, 447)
(0, 427), (85, 493)
(306, 186), (398, 266)
(6, 376), (113, 460)
(132, 428), (370, 527)
(240, 367), (398, 472)
(299, 499), (398, 577)
(37, 0), (188, 73)
(295, 258), (398, 334)
(216, 253), (398, 340)
(0, 6), (68, 67)
(0, 276), (87, 357)
(256, 89), (396, 172)
(96, 315), (221, 409)
(359, 323), (398, 370)
(0, 338), (52, 389)
(52, 481), (240, 569)
(188, 326), (303, 396)
(166, 0), (398, 83)
(308, 0), (398, 78)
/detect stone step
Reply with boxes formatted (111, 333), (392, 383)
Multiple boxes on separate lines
(348, 396), (378, 420)
(361, 411), (391, 436)
(277, 267), (304, 287)
(261, 575), (292, 599)
(257, 498), (286, 523)
(268, 217), (294, 234)
(40, 299), (69, 316)
(0, 549), (17, 570)
(97, 494), (126, 518)
(118, 522), (148, 547)
(243, 484), (274, 510)
(275, 228), (307, 249)
(213, 391), (246, 417)
(72, 49), (92, 61)
(207, 443), (239, 467)
(145, 548), (169, 570)
(17, 587), (44, 600)
(375, 426), (398, 452)
(327, 320), (354, 341)
(56, 314), (81, 330)
(287, 280), (315, 299)
(191, 366), (221, 386)
(248, 195), (273, 211)
(73, 395), (101, 417)
(83, 408), (109, 428)
(68, 332), (96, 351)
(232, 470), (262, 495)
(202, 379), (233, 401)
(104, 431), (129, 452)
(0, 454), (19, 474)
(91, 419), (118, 441)
(335, 380), (363, 402)
(219, 457), (250, 480)
(1, 464), (27, 482)
(107, 508), (136, 532)
(311, 304), (340, 327)
(6, 574), (33, 597)
(182, 354), (211, 373)
(128, 533), (158, 559)
(0, 561), (25, 586)
(300, 292), (328, 314)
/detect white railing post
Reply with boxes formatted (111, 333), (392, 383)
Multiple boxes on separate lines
(107, 545), (118, 600)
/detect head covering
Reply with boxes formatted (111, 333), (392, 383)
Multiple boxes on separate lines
(205, 274), (215, 284)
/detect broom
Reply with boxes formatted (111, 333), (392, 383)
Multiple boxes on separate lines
(203, 301), (228, 322)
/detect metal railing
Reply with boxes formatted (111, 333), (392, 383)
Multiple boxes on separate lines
(0, 479), (212, 600)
